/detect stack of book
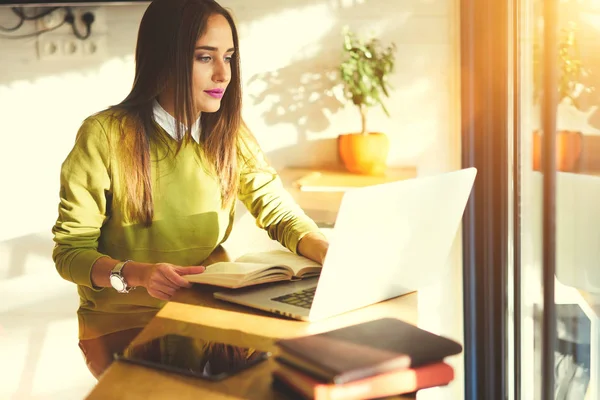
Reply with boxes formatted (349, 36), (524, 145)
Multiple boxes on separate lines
(271, 318), (462, 400)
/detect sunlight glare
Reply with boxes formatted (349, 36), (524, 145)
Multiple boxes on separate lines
(238, 4), (333, 74)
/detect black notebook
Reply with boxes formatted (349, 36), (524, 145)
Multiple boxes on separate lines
(275, 317), (463, 384)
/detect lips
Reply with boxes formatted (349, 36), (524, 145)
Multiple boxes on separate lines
(204, 88), (225, 99)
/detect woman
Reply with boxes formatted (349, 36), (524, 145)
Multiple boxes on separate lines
(52, 0), (328, 379)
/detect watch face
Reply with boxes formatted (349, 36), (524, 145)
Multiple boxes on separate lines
(110, 274), (126, 292)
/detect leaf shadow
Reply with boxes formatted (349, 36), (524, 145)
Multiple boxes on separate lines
(247, 52), (345, 140)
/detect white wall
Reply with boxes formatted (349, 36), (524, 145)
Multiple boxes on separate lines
(0, 1), (461, 399)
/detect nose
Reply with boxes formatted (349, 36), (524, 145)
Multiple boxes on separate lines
(213, 59), (230, 84)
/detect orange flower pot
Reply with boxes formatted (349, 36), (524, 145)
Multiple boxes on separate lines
(338, 132), (390, 175)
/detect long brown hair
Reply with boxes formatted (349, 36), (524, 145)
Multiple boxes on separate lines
(110, 0), (243, 226)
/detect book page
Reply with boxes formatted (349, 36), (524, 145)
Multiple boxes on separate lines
(185, 261), (292, 288)
(202, 262), (274, 276)
(235, 250), (322, 276)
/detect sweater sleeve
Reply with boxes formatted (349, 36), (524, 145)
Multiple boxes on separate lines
(52, 117), (112, 289)
(237, 130), (321, 254)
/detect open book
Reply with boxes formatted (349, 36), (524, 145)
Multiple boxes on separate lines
(184, 250), (322, 289)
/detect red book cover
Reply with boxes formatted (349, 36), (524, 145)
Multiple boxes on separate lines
(272, 361), (454, 400)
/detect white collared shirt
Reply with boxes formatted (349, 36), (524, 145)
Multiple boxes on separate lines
(152, 99), (201, 143)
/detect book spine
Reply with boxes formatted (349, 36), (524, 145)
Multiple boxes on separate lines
(314, 363), (454, 400)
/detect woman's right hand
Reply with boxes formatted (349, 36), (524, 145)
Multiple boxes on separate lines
(143, 264), (206, 301)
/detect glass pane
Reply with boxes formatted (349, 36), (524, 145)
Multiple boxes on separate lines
(520, 0), (600, 398)
(553, 1), (600, 399)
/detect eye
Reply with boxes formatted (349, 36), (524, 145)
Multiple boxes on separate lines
(195, 55), (211, 63)
(224, 55), (233, 63)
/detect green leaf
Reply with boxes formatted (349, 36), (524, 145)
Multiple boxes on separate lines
(339, 27), (397, 118)
(381, 102), (390, 117)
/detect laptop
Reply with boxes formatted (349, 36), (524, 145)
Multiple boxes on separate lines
(214, 167), (477, 321)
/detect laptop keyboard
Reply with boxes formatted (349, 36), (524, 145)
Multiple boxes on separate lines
(271, 286), (317, 309)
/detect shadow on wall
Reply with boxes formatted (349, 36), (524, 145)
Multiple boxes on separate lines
(247, 55), (343, 168)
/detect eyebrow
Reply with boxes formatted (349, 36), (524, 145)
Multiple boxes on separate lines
(195, 45), (235, 52)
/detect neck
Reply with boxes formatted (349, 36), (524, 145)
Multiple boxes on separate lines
(156, 93), (200, 122)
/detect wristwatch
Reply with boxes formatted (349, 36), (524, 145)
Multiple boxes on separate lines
(110, 260), (133, 293)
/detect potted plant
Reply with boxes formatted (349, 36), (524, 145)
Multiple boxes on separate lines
(532, 21), (595, 171)
(338, 27), (396, 175)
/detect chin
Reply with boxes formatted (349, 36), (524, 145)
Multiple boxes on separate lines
(196, 102), (222, 113)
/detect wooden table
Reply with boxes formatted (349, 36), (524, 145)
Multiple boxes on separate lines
(86, 285), (418, 399)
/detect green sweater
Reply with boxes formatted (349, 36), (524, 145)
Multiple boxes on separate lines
(52, 110), (320, 340)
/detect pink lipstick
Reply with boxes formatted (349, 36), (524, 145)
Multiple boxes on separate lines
(204, 88), (224, 99)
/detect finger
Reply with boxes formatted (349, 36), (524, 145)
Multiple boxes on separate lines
(175, 266), (206, 276)
(159, 267), (192, 288)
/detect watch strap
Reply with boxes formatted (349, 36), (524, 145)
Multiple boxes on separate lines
(112, 260), (131, 275)
(111, 260), (133, 293)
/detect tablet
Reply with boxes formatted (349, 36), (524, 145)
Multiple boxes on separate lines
(113, 333), (271, 381)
